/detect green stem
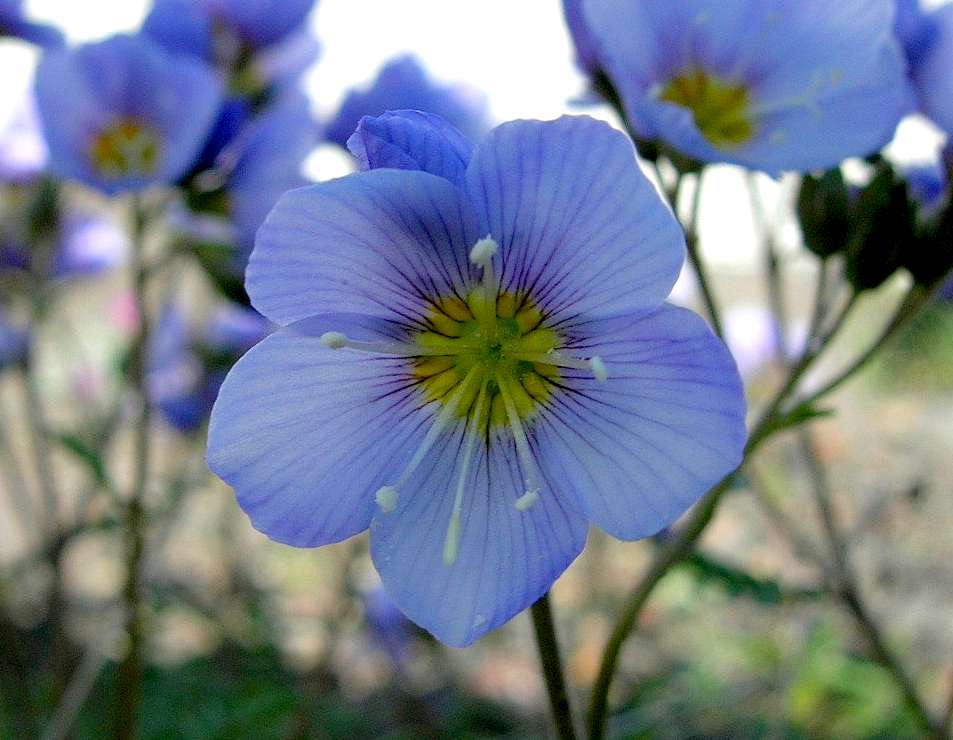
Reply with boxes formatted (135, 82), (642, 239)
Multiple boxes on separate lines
(530, 593), (578, 740)
(586, 285), (862, 740)
(114, 198), (152, 740)
(798, 430), (939, 735)
(682, 171), (725, 339)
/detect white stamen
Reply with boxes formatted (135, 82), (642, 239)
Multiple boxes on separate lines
(514, 490), (540, 511)
(512, 351), (608, 382)
(590, 355), (608, 382)
(319, 331), (449, 357)
(497, 374), (542, 505)
(375, 485), (398, 513)
(469, 236), (498, 266)
(379, 365), (481, 507)
(443, 379), (488, 565)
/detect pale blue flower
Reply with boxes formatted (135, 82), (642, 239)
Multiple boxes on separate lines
(207, 114), (746, 646)
(904, 2), (953, 135)
(326, 55), (489, 149)
(580, 0), (914, 172)
(0, 0), (62, 46)
(34, 34), (222, 195)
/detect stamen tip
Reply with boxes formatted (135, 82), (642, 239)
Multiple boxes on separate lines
(515, 489), (540, 511)
(375, 485), (398, 513)
(590, 355), (608, 382)
(469, 236), (499, 265)
(320, 331), (348, 349)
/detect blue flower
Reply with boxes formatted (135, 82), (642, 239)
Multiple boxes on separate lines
(905, 3), (953, 135)
(225, 91), (315, 254)
(562, 0), (602, 75)
(0, 309), (28, 371)
(149, 301), (270, 432)
(0, 209), (126, 280)
(0, 0), (62, 47)
(143, 0), (317, 57)
(895, 0), (938, 68)
(326, 55), (490, 150)
(207, 114), (747, 646)
(0, 96), (48, 183)
(34, 34), (222, 195)
(580, 0), (913, 173)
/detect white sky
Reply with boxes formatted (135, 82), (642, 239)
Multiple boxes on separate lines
(2, 0), (950, 271)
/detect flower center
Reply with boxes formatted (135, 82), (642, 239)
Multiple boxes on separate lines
(320, 237), (607, 565)
(89, 119), (161, 178)
(659, 68), (754, 149)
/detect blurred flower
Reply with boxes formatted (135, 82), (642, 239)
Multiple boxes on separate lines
(143, 0), (319, 70)
(363, 586), (414, 668)
(225, 90), (315, 255)
(0, 309), (28, 370)
(579, 0), (913, 172)
(207, 113), (746, 646)
(0, 0), (63, 46)
(904, 2), (953, 135)
(894, 0), (938, 68)
(724, 304), (807, 379)
(561, 0), (602, 76)
(0, 209), (127, 280)
(34, 34), (222, 195)
(148, 301), (270, 432)
(0, 96), (48, 184)
(326, 55), (490, 149)
(903, 159), (947, 218)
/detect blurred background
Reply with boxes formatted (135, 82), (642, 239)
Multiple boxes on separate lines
(1, 1), (952, 738)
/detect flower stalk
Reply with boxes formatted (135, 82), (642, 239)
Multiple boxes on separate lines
(530, 593), (578, 740)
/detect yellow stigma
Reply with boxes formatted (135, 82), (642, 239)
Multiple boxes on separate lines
(660, 68), (754, 149)
(89, 118), (161, 178)
(412, 290), (560, 430)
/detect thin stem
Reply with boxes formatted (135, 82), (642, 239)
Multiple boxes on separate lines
(788, 285), (929, 414)
(530, 593), (578, 740)
(798, 430), (939, 735)
(587, 284), (862, 740)
(747, 172), (789, 359)
(683, 172), (725, 339)
(114, 197), (152, 740)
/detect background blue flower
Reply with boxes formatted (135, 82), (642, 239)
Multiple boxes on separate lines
(0, 0), (62, 46)
(34, 33), (222, 195)
(580, 0), (914, 172)
(905, 2), (953, 135)
(325, 55), (490, 150)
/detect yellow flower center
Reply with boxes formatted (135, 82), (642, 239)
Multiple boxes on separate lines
(89, 119), (161, 178)
(412, 291), (560, 430)
(319, 237), (607, 565)
(660, 68), (754, 149)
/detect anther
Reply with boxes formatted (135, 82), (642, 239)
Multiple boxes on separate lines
(514, 490), (540, 511)
(320, 331), (348, 349)
(469, 235), (498, 265)
(590, 355), (608, 382)
(375, 485), (398, 513)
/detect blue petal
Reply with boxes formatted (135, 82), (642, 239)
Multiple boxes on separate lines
(326, 55), (489, 149)
(248, 169), (478, 326)
(229, 91), (316, 253)
(534, 304), (747, 540)
(562, 0), (602, 75)
(585, 0), (913, 172)
(207, 314), (439, 546)
(347, 110), (474, 187)
(203, 0), (317, 47)
(52, 212), (127, 278)
(147, 304), (209, 432)
(370, 423), (587, 647)
(464, 116), (684, 324)
(912, 4), (953, 135)
(34, 34), (222, 194)
(0, 0), (63, 47)
(142, 0), (213, 59)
